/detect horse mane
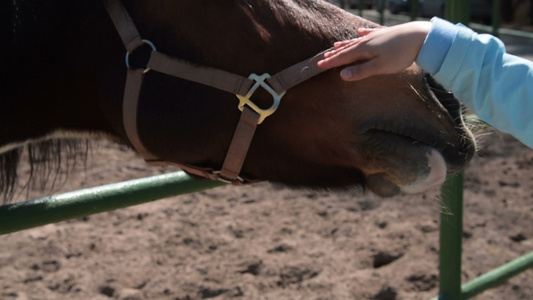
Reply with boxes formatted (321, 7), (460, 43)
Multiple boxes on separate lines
(0, 1), (86, 203)
(0, 140), (90, 204)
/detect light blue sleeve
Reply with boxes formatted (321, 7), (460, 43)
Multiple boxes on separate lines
(415, 17), (533, 149)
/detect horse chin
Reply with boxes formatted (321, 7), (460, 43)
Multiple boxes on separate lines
(358, 75), (475, 197)
(363, 149), (447, 197)
(362, 147), (448, 197)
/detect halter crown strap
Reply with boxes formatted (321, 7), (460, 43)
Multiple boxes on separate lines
(266, 50), (330, 94)
(102, 0), (143, 52)
(148, 52), (254, 97)
(103, 0), (329, 184)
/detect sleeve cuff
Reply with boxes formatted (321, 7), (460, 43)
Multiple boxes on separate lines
(416, 17), (458, 75)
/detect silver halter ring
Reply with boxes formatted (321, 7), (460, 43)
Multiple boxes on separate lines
(125, 39), (157, 74)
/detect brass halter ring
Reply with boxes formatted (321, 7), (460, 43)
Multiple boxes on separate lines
(235, 73), (286, 124)
(125, 39), (157, 74)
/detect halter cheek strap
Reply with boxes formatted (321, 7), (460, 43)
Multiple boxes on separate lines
(103, 0), (329, 184)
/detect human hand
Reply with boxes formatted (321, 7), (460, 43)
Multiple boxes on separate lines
(317, 21), (432, 81)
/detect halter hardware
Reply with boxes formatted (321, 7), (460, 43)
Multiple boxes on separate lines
(103, 0), (329, 184)
(236, 73), (286, 124)
(125, 39), (156, 73)
(212, 170), (245, 184)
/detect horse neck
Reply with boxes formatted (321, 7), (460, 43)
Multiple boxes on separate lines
(1, 0), (121, 150)
(124, 0), (370, 75)
(102, 0), (377, 166)
(0, 0), (378, 153)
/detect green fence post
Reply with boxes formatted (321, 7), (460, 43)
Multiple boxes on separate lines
(437, 2), (471, 299)
(378, 0), (385, 25)
(438, 171), (465, 300)
(410, 0), (418, 21)
(492, 0), (500, 37)
(446, 0), (470, 25)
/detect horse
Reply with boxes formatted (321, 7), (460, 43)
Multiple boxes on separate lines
(0, 0), (475, 202)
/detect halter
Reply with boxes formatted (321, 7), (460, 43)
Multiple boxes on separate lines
(103, 0), (329, 184)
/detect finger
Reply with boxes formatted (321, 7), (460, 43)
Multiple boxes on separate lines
(333, 41), (350, 48)
(318, 53), (354, 70)
(339, 59), (386, 81)
(333, 39), (358, 49)
(323, 48), (341, 58)
(318, 52), (357, 70)
(317, 57), (338, 69)
(323, 45), (345, 58)
(318, 46), (374, 70)
(357, 28), (379, 37)
(323, 39), (359, 59)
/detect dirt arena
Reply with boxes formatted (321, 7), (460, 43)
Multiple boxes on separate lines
(0, 125), (532, 300)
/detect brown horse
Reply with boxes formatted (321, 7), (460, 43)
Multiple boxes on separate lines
(0, 0), (475, 201)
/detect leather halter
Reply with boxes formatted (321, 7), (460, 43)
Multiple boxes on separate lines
(103, 0), (329, 184)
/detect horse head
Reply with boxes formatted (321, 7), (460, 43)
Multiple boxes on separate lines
(2, 0), (475, 199)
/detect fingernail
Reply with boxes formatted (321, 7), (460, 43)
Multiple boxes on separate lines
(340, 69), (352, 79)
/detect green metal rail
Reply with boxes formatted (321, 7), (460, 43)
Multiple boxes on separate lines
(0, 169), (531, 299)
(460, 251), (533, 299)
(0, 172), (225, 235)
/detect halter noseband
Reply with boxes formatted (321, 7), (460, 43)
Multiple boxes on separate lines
(103, 0), (329, 184)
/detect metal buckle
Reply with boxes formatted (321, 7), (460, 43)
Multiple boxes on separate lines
(125, 39), (157, 74)
(236, 73), (286, 124)
(212, 171), (245, 184)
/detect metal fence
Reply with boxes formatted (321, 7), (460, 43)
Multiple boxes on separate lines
(0, 172), (224, 235)
(345, 0), (533, 298)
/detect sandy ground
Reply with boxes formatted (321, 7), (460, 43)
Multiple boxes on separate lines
(0, 128), (532, 300)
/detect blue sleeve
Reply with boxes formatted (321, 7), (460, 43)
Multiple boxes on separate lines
(415, 17), (533, 149)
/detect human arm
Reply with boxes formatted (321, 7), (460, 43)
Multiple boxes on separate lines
(318, 18), (533, 148)
(420, 18), (533, 148)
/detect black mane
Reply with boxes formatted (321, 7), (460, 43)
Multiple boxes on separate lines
(1, 1), (92, 203)
(0, 140), (90, 203)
